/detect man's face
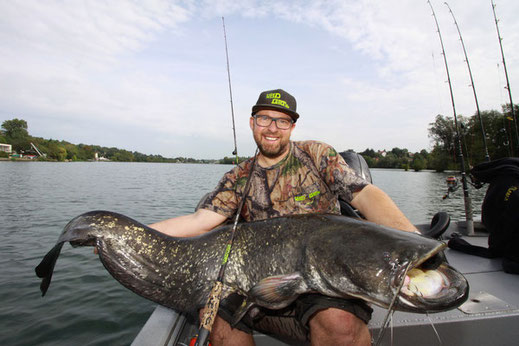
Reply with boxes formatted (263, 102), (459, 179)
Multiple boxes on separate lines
(250, 109), (295, 159)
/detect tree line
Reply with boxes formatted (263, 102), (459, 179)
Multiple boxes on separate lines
(357, 103), (518, 172)
(0, 118), (246, 164)
(2, 104), (517, 170)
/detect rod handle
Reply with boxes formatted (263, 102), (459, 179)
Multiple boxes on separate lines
(196, 281), (223, 345)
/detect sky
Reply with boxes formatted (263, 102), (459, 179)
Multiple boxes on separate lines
(1, 0), (518, 159)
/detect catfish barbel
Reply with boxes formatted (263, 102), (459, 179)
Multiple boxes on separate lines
(36, 211), (468, 325)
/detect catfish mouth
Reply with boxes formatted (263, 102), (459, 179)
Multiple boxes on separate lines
(396, 262), (469, 313)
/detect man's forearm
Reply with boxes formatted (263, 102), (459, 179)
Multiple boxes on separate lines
(149, 209), (227, 237)
(351, 184), (418, 233)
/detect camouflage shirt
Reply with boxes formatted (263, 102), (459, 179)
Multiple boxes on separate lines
(199, 140), (370, 221)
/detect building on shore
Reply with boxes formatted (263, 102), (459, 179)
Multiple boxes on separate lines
(94, 152), (110, 161)
(0, 143), (12, 153)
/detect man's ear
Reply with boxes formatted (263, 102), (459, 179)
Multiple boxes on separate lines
(250, 117), (254, 130)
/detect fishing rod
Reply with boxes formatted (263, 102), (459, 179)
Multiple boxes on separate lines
(427, 0), (474, 236)
(491, 0), (519, 156)
(222, 17), (239, 164)
(444, 2), (490, 162)
(195, 159), (256, 346)
(194, 17), (256, 346)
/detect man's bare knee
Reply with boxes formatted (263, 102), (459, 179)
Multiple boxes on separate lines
(198, 310), (254, 346)
(309, 308), (370, 346)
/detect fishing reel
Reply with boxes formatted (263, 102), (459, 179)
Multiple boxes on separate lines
(442, 176), (459, 200)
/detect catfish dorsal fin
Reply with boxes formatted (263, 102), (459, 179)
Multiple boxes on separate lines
(250, 272), (306, 309)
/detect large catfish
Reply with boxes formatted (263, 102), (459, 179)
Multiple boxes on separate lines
(36, 211), (468, 326)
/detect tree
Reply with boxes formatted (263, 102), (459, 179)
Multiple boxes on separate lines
(111, 150), (134, 162)
(483, 109), (514, 159)
(377, 152), (398, 168)
(411, 154), (427, 171)
(2, 118), (30, 152)
(358, 148), (378, 168)
(47, 141), (67, 161)
(428, 145), (452, 172)
(64, 143), (79, 160)
(391, 147), (408, 158)
(362, 155), (376, 168)
(360, 148), (376, 157)
(2, 118), (28, 138)
(428, 114), (457, 154)
(428, 114), (470, 169)
(77, 144), (95, 160)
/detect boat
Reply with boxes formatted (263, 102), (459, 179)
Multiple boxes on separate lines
(131, 153), (519, 345)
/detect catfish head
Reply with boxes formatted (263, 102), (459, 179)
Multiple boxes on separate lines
(303, 215), (468, 313)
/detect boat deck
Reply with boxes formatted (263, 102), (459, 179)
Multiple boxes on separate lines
(132, 222), (519, 346)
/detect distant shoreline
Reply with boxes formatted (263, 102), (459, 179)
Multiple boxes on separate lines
(0, 159), (455, 172)
(0, 157), (231, 164)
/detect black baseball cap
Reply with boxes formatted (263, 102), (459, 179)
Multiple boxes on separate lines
(251, 89), (299, 122)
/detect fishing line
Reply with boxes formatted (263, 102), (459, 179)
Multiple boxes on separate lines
(374, 262), (411, 346)
(444, 1), (490, 162)
(431, 51), (446, 117)
(426, 312), (443, 345)
(390, 313), (394, 346)
(497, 63), (505, 106)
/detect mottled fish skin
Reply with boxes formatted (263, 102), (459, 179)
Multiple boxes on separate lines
(36, 211), (469, 319)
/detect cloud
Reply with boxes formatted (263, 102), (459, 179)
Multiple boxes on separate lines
(0, 0), (194, 143)
(0, 1), (190, 64)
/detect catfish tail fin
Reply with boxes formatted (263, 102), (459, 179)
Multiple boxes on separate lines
(35, 242), (65, 296)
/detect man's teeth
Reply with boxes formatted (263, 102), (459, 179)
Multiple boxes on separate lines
(265, 137), (278, 141)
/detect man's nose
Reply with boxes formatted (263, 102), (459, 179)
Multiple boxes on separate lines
(268, 120), (278, 131)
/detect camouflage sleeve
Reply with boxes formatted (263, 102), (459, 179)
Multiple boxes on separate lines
(197, 168), (240, 219)
(313, 142), (370, 203)
(197, 159), (253, 219)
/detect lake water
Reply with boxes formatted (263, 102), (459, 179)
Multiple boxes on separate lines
(0, 162), (486, 346)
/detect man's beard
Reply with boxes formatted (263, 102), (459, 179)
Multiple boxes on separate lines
(253, 132), (290, 159)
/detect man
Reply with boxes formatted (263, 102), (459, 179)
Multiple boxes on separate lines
(151, 89), (418, 346)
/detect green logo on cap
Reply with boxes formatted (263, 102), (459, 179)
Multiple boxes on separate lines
(266, 92), (281, 99)
(271, 98), (289, 109)
(262, 91), (291, 109)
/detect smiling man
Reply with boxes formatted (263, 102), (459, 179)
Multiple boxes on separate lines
(151, 89), (417, 345)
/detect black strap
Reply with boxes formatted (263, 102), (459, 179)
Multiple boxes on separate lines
(447, 237), (497, 259)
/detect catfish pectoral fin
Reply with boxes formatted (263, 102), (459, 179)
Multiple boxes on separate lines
(250, 272), (307, 309)
(35, 242), (65, 296)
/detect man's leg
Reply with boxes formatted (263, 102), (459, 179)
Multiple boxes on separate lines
(308, 307), (371, 346)
(198, 311), (255, 346)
